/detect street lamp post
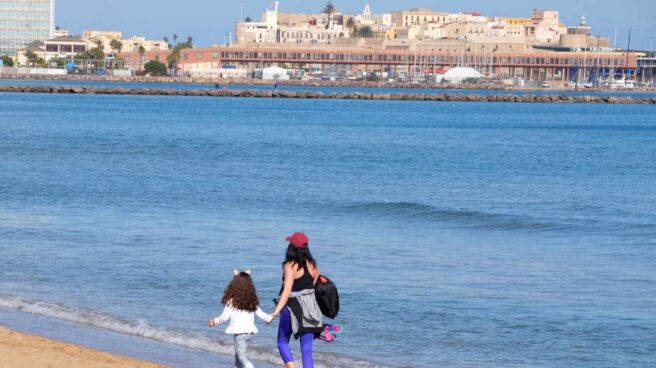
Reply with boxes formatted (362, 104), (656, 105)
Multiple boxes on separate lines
(651, 35), (656, 84)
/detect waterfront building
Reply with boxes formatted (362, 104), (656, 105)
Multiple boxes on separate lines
(526, 9), (560, 43)
(82, 30), (168, 55)
(121, 42), (638, 86)
(372, 13), (392, 27)
(390, 8), (450, 27)
(558, 16), (609, 50)
(235, 2), (345, 45)
(16, 35), (86, 65)
(0, 0), (54, 57)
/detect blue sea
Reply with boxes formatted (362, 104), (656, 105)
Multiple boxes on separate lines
(1, 90), (655, 368)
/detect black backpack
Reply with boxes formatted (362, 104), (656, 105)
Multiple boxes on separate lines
(315, 275), (340, 319)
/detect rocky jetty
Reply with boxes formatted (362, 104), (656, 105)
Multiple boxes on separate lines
(1, 84), (654, 104)
(0, 73), (509, 90)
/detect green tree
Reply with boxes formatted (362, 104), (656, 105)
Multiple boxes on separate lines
(89, 44), (105, 60)
(244, 16), (252, 22)
(323, 1), (335, 29)
(322, 1), (335, 16)
(25, 50), (40, 67)
(166, 46), (183, 75)
(355, 26), (374, 38)
(47, 57), (67, 68)
(346, 17), (355, 31)
(109, 39), (123, 55)
(163, 34), (193, 76)
(0, 55), (14, 67)
(365, 72), (379, 82)
(143, 60), (168, 76)
(462, 77), (481, 84)
(163, 37), (171, 49)
(137, 45), (146, 70)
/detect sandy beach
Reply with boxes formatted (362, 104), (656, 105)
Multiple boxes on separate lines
(0, 326), (172, 368)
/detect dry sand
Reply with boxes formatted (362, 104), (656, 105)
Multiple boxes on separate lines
(0, 325), (173, 368)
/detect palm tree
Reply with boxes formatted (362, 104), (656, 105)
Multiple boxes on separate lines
(109, 39), (123, 55)
(138, 45), (146, 71)
(167, 47), (181, 76)
(24, 50), (39, 67)
(163, 36), (171, 49)
(186, 36), (193, 47)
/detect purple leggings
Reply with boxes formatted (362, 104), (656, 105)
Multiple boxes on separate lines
(277, 307), (314, 368)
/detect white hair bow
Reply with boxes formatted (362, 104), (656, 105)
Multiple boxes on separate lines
(233, 269), (252, 275)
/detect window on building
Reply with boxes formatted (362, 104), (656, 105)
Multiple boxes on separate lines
(46, 44), (58, 52)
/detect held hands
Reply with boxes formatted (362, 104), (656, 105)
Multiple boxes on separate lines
(208, 319), (216, 327)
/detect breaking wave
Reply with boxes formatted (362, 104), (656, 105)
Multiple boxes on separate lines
(0, 293), (389, 368)
(343, 201), (577, 232)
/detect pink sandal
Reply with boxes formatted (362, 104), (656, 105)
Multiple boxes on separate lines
(318, 324), (343, 342)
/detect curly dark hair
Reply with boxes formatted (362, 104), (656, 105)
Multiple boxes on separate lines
(221, 272), (260, 312)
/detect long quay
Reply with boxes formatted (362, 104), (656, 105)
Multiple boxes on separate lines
(1, 85), (654, 104)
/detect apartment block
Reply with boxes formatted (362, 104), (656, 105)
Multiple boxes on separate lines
(0, 0), (54, 56)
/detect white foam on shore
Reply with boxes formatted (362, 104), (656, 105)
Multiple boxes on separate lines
(0, 292), (388, 368)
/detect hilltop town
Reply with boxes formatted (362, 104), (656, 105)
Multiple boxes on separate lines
(1, 1), (654, 88)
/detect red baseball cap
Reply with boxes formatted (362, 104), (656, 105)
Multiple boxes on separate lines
(286, 232), (309, 248)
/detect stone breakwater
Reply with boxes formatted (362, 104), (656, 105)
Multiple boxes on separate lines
(0, 73), (507, 90)
(1, 84), (655, 104)
(3, 74), (655, 93)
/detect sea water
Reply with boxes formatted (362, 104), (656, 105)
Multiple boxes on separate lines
(1, 92), (655, 368)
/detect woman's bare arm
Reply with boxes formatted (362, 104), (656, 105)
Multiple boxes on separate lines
(272, 263), (295, 317)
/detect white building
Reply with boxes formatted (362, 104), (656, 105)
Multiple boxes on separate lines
(443, 67), (482, 83)
(261, 66), (289, 80)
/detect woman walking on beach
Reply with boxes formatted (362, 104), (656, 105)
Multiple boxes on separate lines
(271, 232), (324, 368)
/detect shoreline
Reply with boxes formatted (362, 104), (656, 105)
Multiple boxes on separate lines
(2, 73), (655, 93)
(2, 84), (655, 104)
(0, 325), (172, 368)
(0, 306), (280, 368)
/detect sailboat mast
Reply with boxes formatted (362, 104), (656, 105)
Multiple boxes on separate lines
(625, 27), (632, 82)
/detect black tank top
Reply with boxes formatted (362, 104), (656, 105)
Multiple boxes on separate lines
(280, 262), (315, 293)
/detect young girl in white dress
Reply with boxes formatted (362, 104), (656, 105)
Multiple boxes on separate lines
(209, 270), (273, 368)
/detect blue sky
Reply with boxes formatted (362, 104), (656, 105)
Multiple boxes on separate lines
(57, 0), (656, 50)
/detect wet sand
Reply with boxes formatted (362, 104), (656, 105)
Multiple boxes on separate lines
(0, 325), (172, 368)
